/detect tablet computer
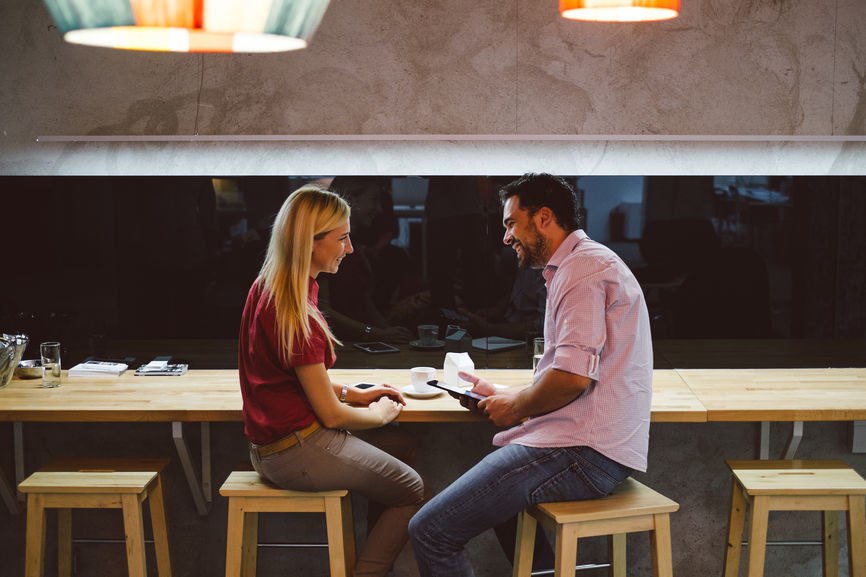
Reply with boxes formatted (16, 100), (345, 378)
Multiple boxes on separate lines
(353, 342), (400, 354)
(426, 379), (487, 405)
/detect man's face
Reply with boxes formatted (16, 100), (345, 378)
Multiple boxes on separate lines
(502, 196), (548, 269)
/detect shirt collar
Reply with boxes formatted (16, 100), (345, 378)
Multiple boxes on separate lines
(543, 230), (587, 281)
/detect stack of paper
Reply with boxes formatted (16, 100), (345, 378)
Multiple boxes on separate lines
(68, 360), (129, 377)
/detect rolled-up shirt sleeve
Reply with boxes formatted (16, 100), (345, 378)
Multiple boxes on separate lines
(548, 268), (609, 381)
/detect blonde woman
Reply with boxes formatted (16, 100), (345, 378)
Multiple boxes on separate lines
(239, 184), (424, 577)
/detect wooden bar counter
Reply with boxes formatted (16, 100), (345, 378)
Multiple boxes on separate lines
(0, 368), (706, 423)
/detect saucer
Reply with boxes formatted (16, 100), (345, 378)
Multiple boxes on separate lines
(401, 384), (443, 399)
(409, 339), (446, 350)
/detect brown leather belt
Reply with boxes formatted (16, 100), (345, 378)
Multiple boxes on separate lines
(251, 420), (321, 458)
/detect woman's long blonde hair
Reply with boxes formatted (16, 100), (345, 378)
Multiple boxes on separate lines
(259, 184), (349, 362)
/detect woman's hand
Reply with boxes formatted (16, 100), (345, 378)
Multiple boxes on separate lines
(368, 396), (403, 425)
(352, 384), (406, 406)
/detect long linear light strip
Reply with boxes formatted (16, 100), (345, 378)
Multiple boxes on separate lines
(34, 134), (866, 143)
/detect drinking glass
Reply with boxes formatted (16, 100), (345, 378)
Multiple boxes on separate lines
(532, 337), (544, 372)
(40, 341), (61, 388)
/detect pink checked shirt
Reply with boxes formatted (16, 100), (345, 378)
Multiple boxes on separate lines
(493, 230), (653, 472)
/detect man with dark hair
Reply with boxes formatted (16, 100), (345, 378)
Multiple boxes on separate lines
(409, 173), (653, 577)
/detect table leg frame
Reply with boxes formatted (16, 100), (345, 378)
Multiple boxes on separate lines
(759, 421), (804, 460)
(172, 421), (212, 516)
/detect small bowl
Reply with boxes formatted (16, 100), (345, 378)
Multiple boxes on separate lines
(15, 359), (43, 379)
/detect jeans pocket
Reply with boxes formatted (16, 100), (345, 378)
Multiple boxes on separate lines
(531, 448), (627, 503)
(321, 428), (347, 456)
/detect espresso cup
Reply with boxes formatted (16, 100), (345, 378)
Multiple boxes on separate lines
(409, 366), (436, 393)
(417, 324), (438, 346)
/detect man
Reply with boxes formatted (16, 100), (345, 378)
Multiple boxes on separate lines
(408, 173), (652, 577)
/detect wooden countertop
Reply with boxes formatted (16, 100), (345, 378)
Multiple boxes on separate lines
(677, 367), (866, 422)
(0, 369), (705, 423)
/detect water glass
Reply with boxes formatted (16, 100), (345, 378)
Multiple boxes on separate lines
(40, 341), (61, 388)
(532, 337), (545, 372)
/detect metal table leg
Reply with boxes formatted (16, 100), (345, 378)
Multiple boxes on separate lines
(759, 422), (770, 460)
(759, 421), (804, 460)
(172, 421), (211, 515)
(0, 464), (17, 514)
(782, 421), (804, 459)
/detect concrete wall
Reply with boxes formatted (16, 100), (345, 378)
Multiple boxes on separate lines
(1, 0), (866, 174)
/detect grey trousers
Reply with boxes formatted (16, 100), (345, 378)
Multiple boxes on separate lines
(251, 426), (425, 577)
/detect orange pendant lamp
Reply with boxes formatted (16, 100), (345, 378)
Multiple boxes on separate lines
(560, 0), (680, 22)
(41, 0), (331, 52)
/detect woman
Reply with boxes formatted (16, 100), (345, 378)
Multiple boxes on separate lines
(239, 184), (425, 577)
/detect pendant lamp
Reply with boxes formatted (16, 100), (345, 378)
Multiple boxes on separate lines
(41, 0), (332, 52)
(560, 0), (680, 22)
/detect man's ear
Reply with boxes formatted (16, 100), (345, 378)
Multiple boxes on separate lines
(535, 206), (554, 230)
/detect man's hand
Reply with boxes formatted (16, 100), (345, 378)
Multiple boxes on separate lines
(458, 371), (522, 426)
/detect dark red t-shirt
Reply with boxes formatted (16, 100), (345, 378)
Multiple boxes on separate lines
(238, 278), (336, 445)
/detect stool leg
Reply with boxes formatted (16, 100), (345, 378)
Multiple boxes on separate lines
(554, 524), (578, 577)
(148, 475), (173, 577)
(58, 508), (73, 577)
(822, 510), (839, 577)
(610, 533), (626, 577)
(121, 493), (148, 577)
(324, 495), (352, 577)
(25, 494), (47, 577)
(650, 514), (674, 577)
(224, 498), (246, 577)
(848, 495), (866, 577)
(745, 496), (770, 577)
(339, 494), (356, 571)
(723, 480), (748, 577)
(242, 512), (258, 577)
(512, 510), (537, 577)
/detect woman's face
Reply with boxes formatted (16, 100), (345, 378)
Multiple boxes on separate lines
(310, 220), (353, 277)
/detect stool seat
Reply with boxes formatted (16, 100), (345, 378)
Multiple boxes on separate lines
(20, 461), (172, 577)
(219, 471), (355, 577)
(513, 478), (679, 577)
(724, 459), (866, 577)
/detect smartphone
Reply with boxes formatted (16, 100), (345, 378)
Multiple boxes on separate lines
(353, 382), (376, 389)
(353, 342), (400, 354)
(426, 379), (487, 406)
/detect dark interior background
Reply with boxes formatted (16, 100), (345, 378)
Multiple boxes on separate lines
(2, 175), (864, 370)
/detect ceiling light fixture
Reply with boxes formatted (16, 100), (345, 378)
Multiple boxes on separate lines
(560, 0), (680, 22)
(41, 0), (332, 52)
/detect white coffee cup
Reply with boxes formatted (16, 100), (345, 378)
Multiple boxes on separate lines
(409, 366), (436, 393)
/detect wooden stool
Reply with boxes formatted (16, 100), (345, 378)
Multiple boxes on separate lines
(219, 471), (356, 577)
(513, 477), (679, 577)
(20, 458), (172, 577)
(723, 459), (866, 577)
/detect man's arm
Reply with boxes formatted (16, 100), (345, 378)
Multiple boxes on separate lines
(478, 368), (591, 428)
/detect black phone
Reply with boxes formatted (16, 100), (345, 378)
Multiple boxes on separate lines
(353, 382), (376, 389)
(353, 342), (400, 354)
(426, 379), (486, 406)
(440, 307), (469, 322)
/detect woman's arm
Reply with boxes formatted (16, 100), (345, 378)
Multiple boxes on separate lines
(296, 363), (402, 430)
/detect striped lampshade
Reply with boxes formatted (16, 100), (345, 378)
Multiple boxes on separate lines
(560, 0), (680, 22)
(42, 0), (332, 52)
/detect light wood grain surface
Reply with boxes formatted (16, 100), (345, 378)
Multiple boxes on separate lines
(0, 369), (705, 423)
(677, 368), (866, 421)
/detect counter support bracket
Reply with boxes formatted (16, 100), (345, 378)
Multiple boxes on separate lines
(1, 422), (25, 514)
(759, 421), (804, 460)
(172, 421), (212, 516)
(0, 467), (15, 514)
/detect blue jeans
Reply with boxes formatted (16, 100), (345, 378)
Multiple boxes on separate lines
(408, 444), (632, 577)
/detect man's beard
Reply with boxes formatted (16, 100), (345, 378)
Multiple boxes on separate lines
(516, 230), (547, 269)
